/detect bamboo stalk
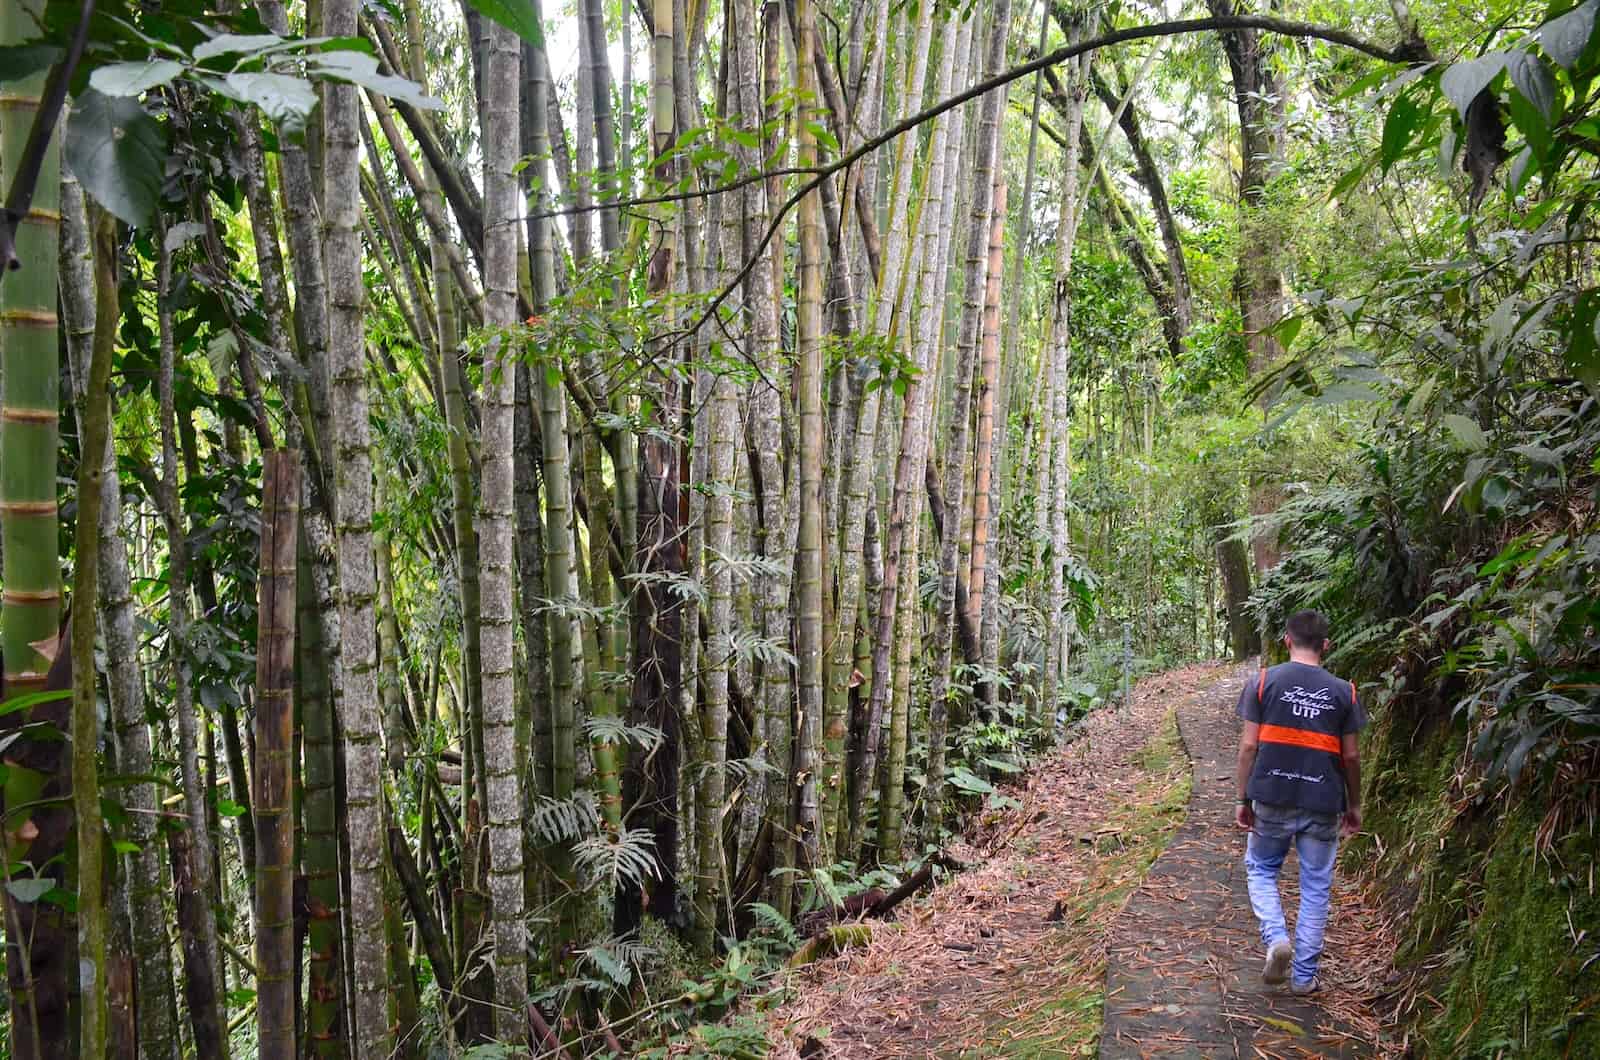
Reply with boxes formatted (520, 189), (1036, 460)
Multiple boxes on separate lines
(254, 453), (301, 1060)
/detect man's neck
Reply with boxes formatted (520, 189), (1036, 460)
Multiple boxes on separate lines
(1287, 649), (1323, 666)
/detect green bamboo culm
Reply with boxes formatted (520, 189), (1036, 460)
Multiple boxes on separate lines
(1, 1), (68, 1057)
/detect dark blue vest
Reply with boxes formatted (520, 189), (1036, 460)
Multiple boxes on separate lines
(1246, 663), (1356, 815)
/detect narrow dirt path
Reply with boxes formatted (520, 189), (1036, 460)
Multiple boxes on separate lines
(1099, 666), (1396, 1059)
(765, 662), (1234, 1058)
(763, 662), (1398, 1059)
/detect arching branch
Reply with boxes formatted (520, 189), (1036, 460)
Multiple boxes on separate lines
(665, 13), (1419, 345)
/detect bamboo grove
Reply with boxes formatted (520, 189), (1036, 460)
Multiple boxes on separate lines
(0, 0), (1556, 1055)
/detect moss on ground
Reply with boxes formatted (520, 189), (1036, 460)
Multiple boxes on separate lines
(1356, 709), (1600, 1057)
(973, 711), (1191, 1058)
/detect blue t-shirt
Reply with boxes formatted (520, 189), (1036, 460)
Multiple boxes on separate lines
(1237, 661), (1367, 814)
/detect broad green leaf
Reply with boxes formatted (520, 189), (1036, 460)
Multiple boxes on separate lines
(1509, 443), (1562, 469)
(5, 879), (52, 903)
(1271, 315), (1304, 351)
(1569, 289), (1600, 390)
(1370, 62), (1436, 100)
(1507, 145), (1537, 197)
(163, 220), (206, 252)
(947, 766), (994, 795)
(1505, 89), (1553, 162)
(1443, 412), (1488, 450)
(1381, 93), (1423, 172)
(1485, 295), (1520, 347)
(192, 33), (285, 62)
(89, 60), (185, 97)
(1312, 381), (1382, 404)
(0, 45), (62, 84)
(206, 330), (239, 379)
(1540, 0), (1598, 69)
(1335, 65), (1396, 102)
(65, 90), (166, 227)
(1481, 475), (1516, 509)
(1407, 374), (1438, 413)
(1440, 52), (1508, 118)
(1507, 51), (1557, 122)
(219, 71), (318, 132)
(305, 51), (444, 111)
(1328, 155), (1372, 201)
(461, 0), (543, 47)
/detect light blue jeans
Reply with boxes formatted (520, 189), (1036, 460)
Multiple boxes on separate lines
(1244, 801), (1339, 987)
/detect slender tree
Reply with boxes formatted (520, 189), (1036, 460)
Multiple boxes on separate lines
(154, 225), (230, 1060)
(479, 10), (529, 1041)
(926, 0), (1013, 839)
(322, 0), (393, 1051)
(255, 453), (301, 1060)
(61, 170), (109, 1060)
(853, 0), (939, 857)
(1041, 48), (1092, 716)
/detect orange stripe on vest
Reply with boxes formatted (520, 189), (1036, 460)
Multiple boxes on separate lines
(1258, 724), (1341, 755)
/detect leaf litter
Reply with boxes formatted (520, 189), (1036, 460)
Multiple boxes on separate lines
(766, 662), (1243, 1057)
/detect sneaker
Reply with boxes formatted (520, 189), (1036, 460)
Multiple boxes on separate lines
(1290, 976), (1321, 996)
(1263, 940), (1292, 985)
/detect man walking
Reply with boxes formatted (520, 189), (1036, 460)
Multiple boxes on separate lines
(1234, 610), (1365, 996)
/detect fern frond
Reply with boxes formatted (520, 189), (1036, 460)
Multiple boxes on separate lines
(526, 792), (601, 846)
(583, 715), (666, 751)
(746, 902), (801, 950)
(730, 628), (798, 669)
(573, 827), (660, 892)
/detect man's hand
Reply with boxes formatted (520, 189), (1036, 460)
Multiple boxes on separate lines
(1235, 802), (1254, 830)
(1341, 807), (1361, 838)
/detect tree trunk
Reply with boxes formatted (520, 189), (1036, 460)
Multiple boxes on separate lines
(478, 9), (529, 1043)
(255, 454), (301, 1060)
(1041, 42), (1091, 718)
(926, 0), (1011, 838)
(1207, 0), (1286, 573)
(299, 510), (350, 1057)
(878, 5), (965, 861)
(154, 224), (231, 1060)
(1090, 62), (1192, 348)
(1215, 532), (1259, 660)
(78, 204), (180, 1060)
(792, 0), (827, 875)
(970, 169), (1006, 708)
(0, 3), (70, 1051)
(852, 0), (938, 859)
(322, 1), (393, 1052)
(59, 169), (110, 1060)
(257, 0), (334, 486)
(620, 0), (685, 935)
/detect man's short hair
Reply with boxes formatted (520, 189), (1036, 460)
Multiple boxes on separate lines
(1285, 610), (1330, 650)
